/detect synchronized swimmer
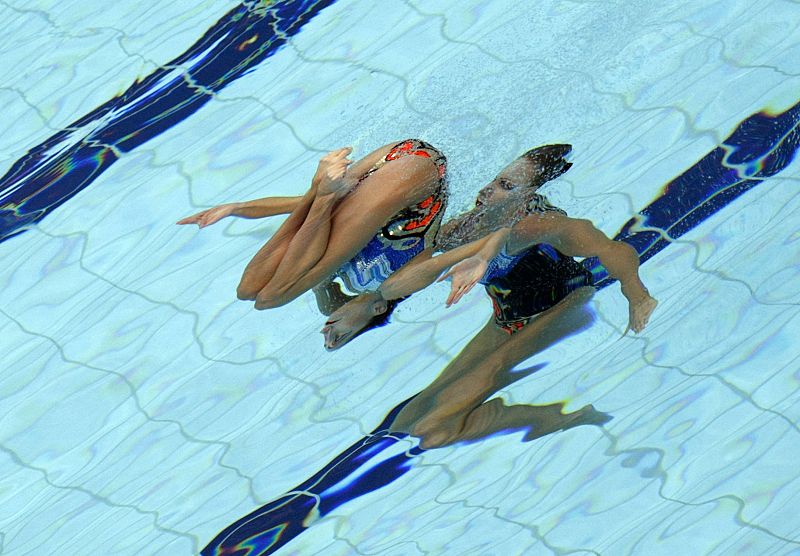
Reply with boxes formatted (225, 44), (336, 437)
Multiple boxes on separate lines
(178, 140), (579, 342)
(179, 139), (449, 309)
(178, 139), (658, 448)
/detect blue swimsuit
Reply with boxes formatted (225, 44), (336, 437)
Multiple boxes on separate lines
(479, 200), (594, 333)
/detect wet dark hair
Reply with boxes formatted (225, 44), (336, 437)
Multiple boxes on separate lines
(519, 143), (573, 187)
(347, 297), (404, 345)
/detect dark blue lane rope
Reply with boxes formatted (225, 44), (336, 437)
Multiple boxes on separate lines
(202, 100), (800, 555)
(585, 100), (800, 284)
(0, 0), (335, 243)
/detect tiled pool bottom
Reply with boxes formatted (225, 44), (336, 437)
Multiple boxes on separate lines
(1, 1), (800, 554)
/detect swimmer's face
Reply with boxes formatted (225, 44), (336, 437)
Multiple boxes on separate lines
(321, 293), (388, 350)
(475, 158), (536, 207)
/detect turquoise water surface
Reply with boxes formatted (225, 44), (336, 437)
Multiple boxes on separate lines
(2, 1), (800, 554)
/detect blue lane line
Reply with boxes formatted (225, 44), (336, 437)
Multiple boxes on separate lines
(0, 0), (335, 243)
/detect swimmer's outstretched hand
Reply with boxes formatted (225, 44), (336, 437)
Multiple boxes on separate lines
(177, 203), (238, 228)
(437, 255), (488, 307)
(624, 293), (658, 335)
(316, 147), (354, 198)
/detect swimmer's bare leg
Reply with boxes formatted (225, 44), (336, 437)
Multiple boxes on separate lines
(398, 287), (597, 449)
(236, 184), (319, 299)
(253, 151), (440, 309)
(236, 143), (399, 301)
(450, 399), (611, 444)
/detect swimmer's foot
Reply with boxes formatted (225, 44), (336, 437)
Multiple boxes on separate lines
(625, 294), (658, 335)
(316, 147), (354, 199)
(520, 402), (610, 441)
(553, 403), (609, 430)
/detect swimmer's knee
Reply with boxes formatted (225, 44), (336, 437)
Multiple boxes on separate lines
(411, 418), (457, 450)
(253, 291), (284, 310)
(237, 274), (262, 301)
(237, 286), (257, 301)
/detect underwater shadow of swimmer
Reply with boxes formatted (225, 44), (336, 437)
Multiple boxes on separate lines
(201, 384), (608, 556)
(203, 283), (609, 555)
(202, 99), (800, 555)
(387, 290), (610, 450)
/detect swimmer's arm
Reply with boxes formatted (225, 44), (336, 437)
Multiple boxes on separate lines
(229, 196), (305, 218)
(378, 235), (496, 301)
(177, 196), (306, 227)
(177, 167), (328, 227)
(509, 213), (646, 294)
(509, 213), (656, 331)
(230, 164), (330, 218)
(256, 155), (438, 308)
(474, 227), (511, 261)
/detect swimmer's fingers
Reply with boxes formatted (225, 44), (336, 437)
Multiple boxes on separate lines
(189, 203), (238, 228)
(176, 211), (204, 226)
(445, 282), (458, 306)
(182, 205), (234, 228)
(177, 208), (217, 228)
(209, 208), (229, 227)
(338, 147), (354, 159)
(630, 296), (658, 334)
(441, 257), (486, 305)
(446, 273), (479, 306)
(317, 148), (353, 181)
(625, 296), (658, 336)
(447, 280), (477, 307)
(324, 158), (353, 182)
(445, 277), (468, 306)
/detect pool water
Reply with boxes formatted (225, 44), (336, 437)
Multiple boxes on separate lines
(2, 1), (800, 554)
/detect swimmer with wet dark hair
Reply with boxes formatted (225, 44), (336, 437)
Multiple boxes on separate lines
(178, 141), (575, 344)
(326, 157), (657, 448)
